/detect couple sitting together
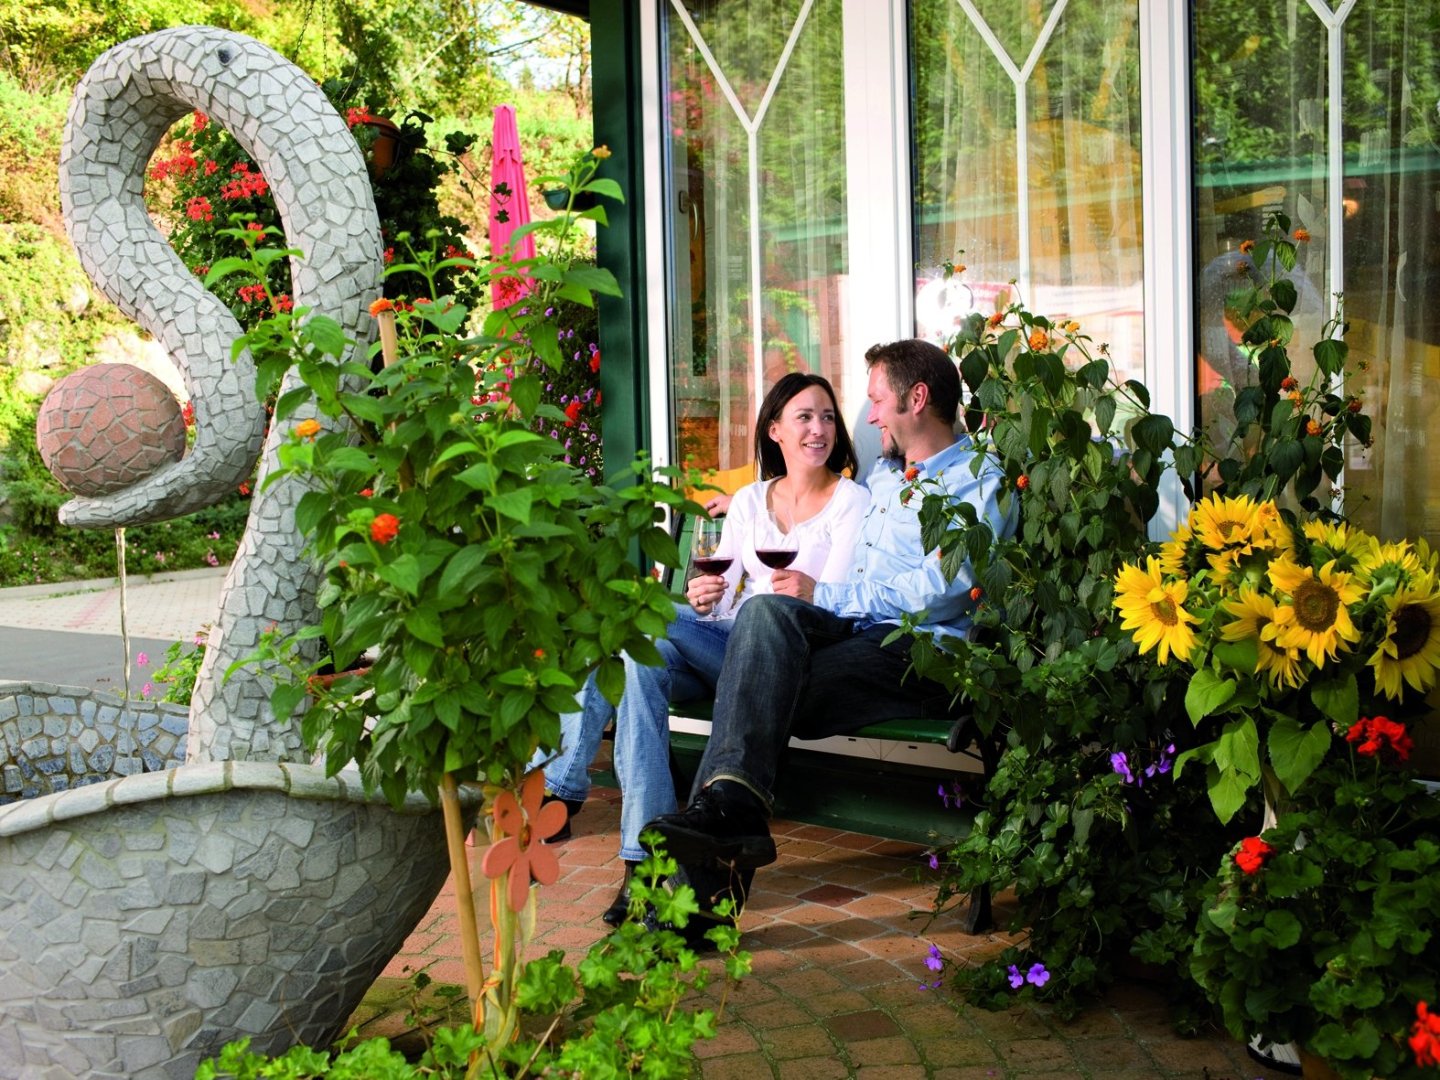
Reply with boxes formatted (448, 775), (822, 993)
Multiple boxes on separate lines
(539, 338), (1010, 933)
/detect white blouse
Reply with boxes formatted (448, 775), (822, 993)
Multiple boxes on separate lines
(705, 476), (869, 619)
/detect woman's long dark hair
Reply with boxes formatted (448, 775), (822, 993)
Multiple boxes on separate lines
(753, 372), (858, 481)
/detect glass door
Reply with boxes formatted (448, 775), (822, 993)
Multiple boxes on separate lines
(660, 0), (850, 474)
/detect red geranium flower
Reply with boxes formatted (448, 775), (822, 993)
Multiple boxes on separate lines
(1411, 1001), (1440, 1068)
(589, 350), (601, 373)
(1344, 715), (1413, 763)
(564, 400), (583, 426)
(1235, 836), (1273, 875)
(370, 513), (400, 544)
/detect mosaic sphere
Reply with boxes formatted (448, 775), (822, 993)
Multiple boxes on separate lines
(36, 363), (187, 497)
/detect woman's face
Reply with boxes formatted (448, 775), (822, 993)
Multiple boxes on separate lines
(768, 384), (838, 472)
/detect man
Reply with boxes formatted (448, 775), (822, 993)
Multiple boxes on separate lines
(644, 338), (1012, 880)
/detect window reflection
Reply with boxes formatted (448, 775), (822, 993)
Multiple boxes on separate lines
(663, 0), (848, 474)
(910, 0), (1145, 385)
(1192, 1), (1440, 542)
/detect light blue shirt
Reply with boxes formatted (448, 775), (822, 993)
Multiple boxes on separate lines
(813, 435), (1011, 639)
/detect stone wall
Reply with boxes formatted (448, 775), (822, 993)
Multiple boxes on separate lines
(0, 681), (187, 805)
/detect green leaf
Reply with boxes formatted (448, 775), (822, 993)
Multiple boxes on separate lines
(1314, 337), (1348, 377)
(1206, 761), (1250, 824)
(1310, 673), (1358, 726)
(487, 488), (534, 524)
(508, 374), (542, 420)
(402, 606), (446, 648)
(1185, 669), (1237, 724)
(1131, 414), (1175, 457)
(1269, 278), (1297, 314)
(1267, 714), (1331, 796)
(376, 554), (422, 597)
(1093, 394), (1117, 437)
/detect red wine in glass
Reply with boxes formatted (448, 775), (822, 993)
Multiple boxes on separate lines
(755, 549), (797, 570)
(693, 556), (734, 575)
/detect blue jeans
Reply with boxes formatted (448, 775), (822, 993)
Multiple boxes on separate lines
(696, 594), (951, 809)
(544, 605), (732, 862)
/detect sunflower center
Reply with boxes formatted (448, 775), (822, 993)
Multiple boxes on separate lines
(1292, 580), (1340, 631)
(1391, 604), (1432, 660)
(1151, 597), (1179, 627)
(1218, 520), (1241, 540)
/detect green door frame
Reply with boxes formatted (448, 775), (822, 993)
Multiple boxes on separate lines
(587, 0), (655, 481)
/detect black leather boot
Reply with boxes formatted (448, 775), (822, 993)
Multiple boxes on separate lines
(642, 779), (776, 868)
(602, 860), (641, 927)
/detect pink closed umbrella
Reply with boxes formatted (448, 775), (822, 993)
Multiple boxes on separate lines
(490, 103), (535, 307)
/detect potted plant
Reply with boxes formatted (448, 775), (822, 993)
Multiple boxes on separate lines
(1190, 728), (1440, 1079)
(209, 147), (750, 1070)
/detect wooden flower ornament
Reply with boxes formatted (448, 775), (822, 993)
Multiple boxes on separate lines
(480, 770), (568, 911)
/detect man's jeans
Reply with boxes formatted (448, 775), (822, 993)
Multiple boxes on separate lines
(698, 594), (952, 809)
(543, 605), (732, 862)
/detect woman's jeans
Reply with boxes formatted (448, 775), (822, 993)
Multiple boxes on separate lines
(542, 605), (731, 862)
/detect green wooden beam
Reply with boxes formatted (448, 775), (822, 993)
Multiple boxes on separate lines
(590, 0), (653, 482)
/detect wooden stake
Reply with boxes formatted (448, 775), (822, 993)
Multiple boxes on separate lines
(439, 772), (485, 1008)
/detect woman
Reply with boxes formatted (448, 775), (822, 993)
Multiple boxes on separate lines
(541, 372), (868, 925)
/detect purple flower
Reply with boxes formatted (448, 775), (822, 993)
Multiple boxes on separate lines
(924, 944), (944, 972)
(1007, 964), (1024, 989)
(1145, 742), (1177, 779)
(1026, 963), (1050, 987)
(927, 852), (940, 871)
(1110, 751), (1134, 784)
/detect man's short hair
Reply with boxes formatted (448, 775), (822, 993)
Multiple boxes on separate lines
(864, 339), (960, 426)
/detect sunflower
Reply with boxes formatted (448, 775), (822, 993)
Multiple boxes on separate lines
(1191, 493), (1261, 553)
(1302, 518), (1368, 569)
(1368, 574), (1440, 700)
(1114, 557), (1198, 664)
(1250, 500), (1295, 554)
(1268, 556), (1363, 667)
(1220, 588), (1304, 689)
(1356, 538), (1425, 589)
(1156, 521), (1193, 577)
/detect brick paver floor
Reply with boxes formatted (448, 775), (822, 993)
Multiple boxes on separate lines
(349, 775), (1295, 1079)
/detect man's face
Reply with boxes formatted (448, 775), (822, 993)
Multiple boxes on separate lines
(866, 365), (911, 464)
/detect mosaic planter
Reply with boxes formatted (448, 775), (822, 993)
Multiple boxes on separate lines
(0, 683), (471, 1080)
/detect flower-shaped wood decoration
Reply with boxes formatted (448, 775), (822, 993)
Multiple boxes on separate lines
(480, 770), (568, 911)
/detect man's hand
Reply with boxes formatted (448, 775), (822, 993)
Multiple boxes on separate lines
(703, 492), (732, 516)
(770, 569), (816, 603)
(686, 572), (728, 615)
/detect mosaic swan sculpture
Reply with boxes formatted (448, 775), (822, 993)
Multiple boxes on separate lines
(58, 25), (382, 761)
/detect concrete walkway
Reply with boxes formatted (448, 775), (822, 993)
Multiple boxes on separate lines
(0, 569), (1292, 1078)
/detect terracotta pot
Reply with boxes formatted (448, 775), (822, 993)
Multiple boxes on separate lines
(361, 117), (402, 177)
(1299, 1049), (1338, 1079)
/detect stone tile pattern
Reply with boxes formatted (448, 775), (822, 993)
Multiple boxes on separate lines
(35, 365), (187, 497)
(0, 682), (188, 805)
(379, 778), (1297, 1080)
(0, 759), (459, 1080)
(57, 26), (383, 761)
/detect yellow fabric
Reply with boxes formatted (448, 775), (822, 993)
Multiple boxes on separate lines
(685, 462), (755, 503)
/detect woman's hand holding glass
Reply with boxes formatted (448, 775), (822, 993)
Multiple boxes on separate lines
(688, 516), (732, 619)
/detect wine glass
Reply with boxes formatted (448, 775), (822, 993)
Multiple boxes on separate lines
(690, 517), (733, 619)
(753, 509), (798, 571)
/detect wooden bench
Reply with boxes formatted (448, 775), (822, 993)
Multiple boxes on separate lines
(643, 503), (1000, 932)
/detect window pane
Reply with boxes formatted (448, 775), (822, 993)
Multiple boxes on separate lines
(1193, 2), (1440, 542)
(911, 0), (1145, 384)
(663, 0), (848, 475)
